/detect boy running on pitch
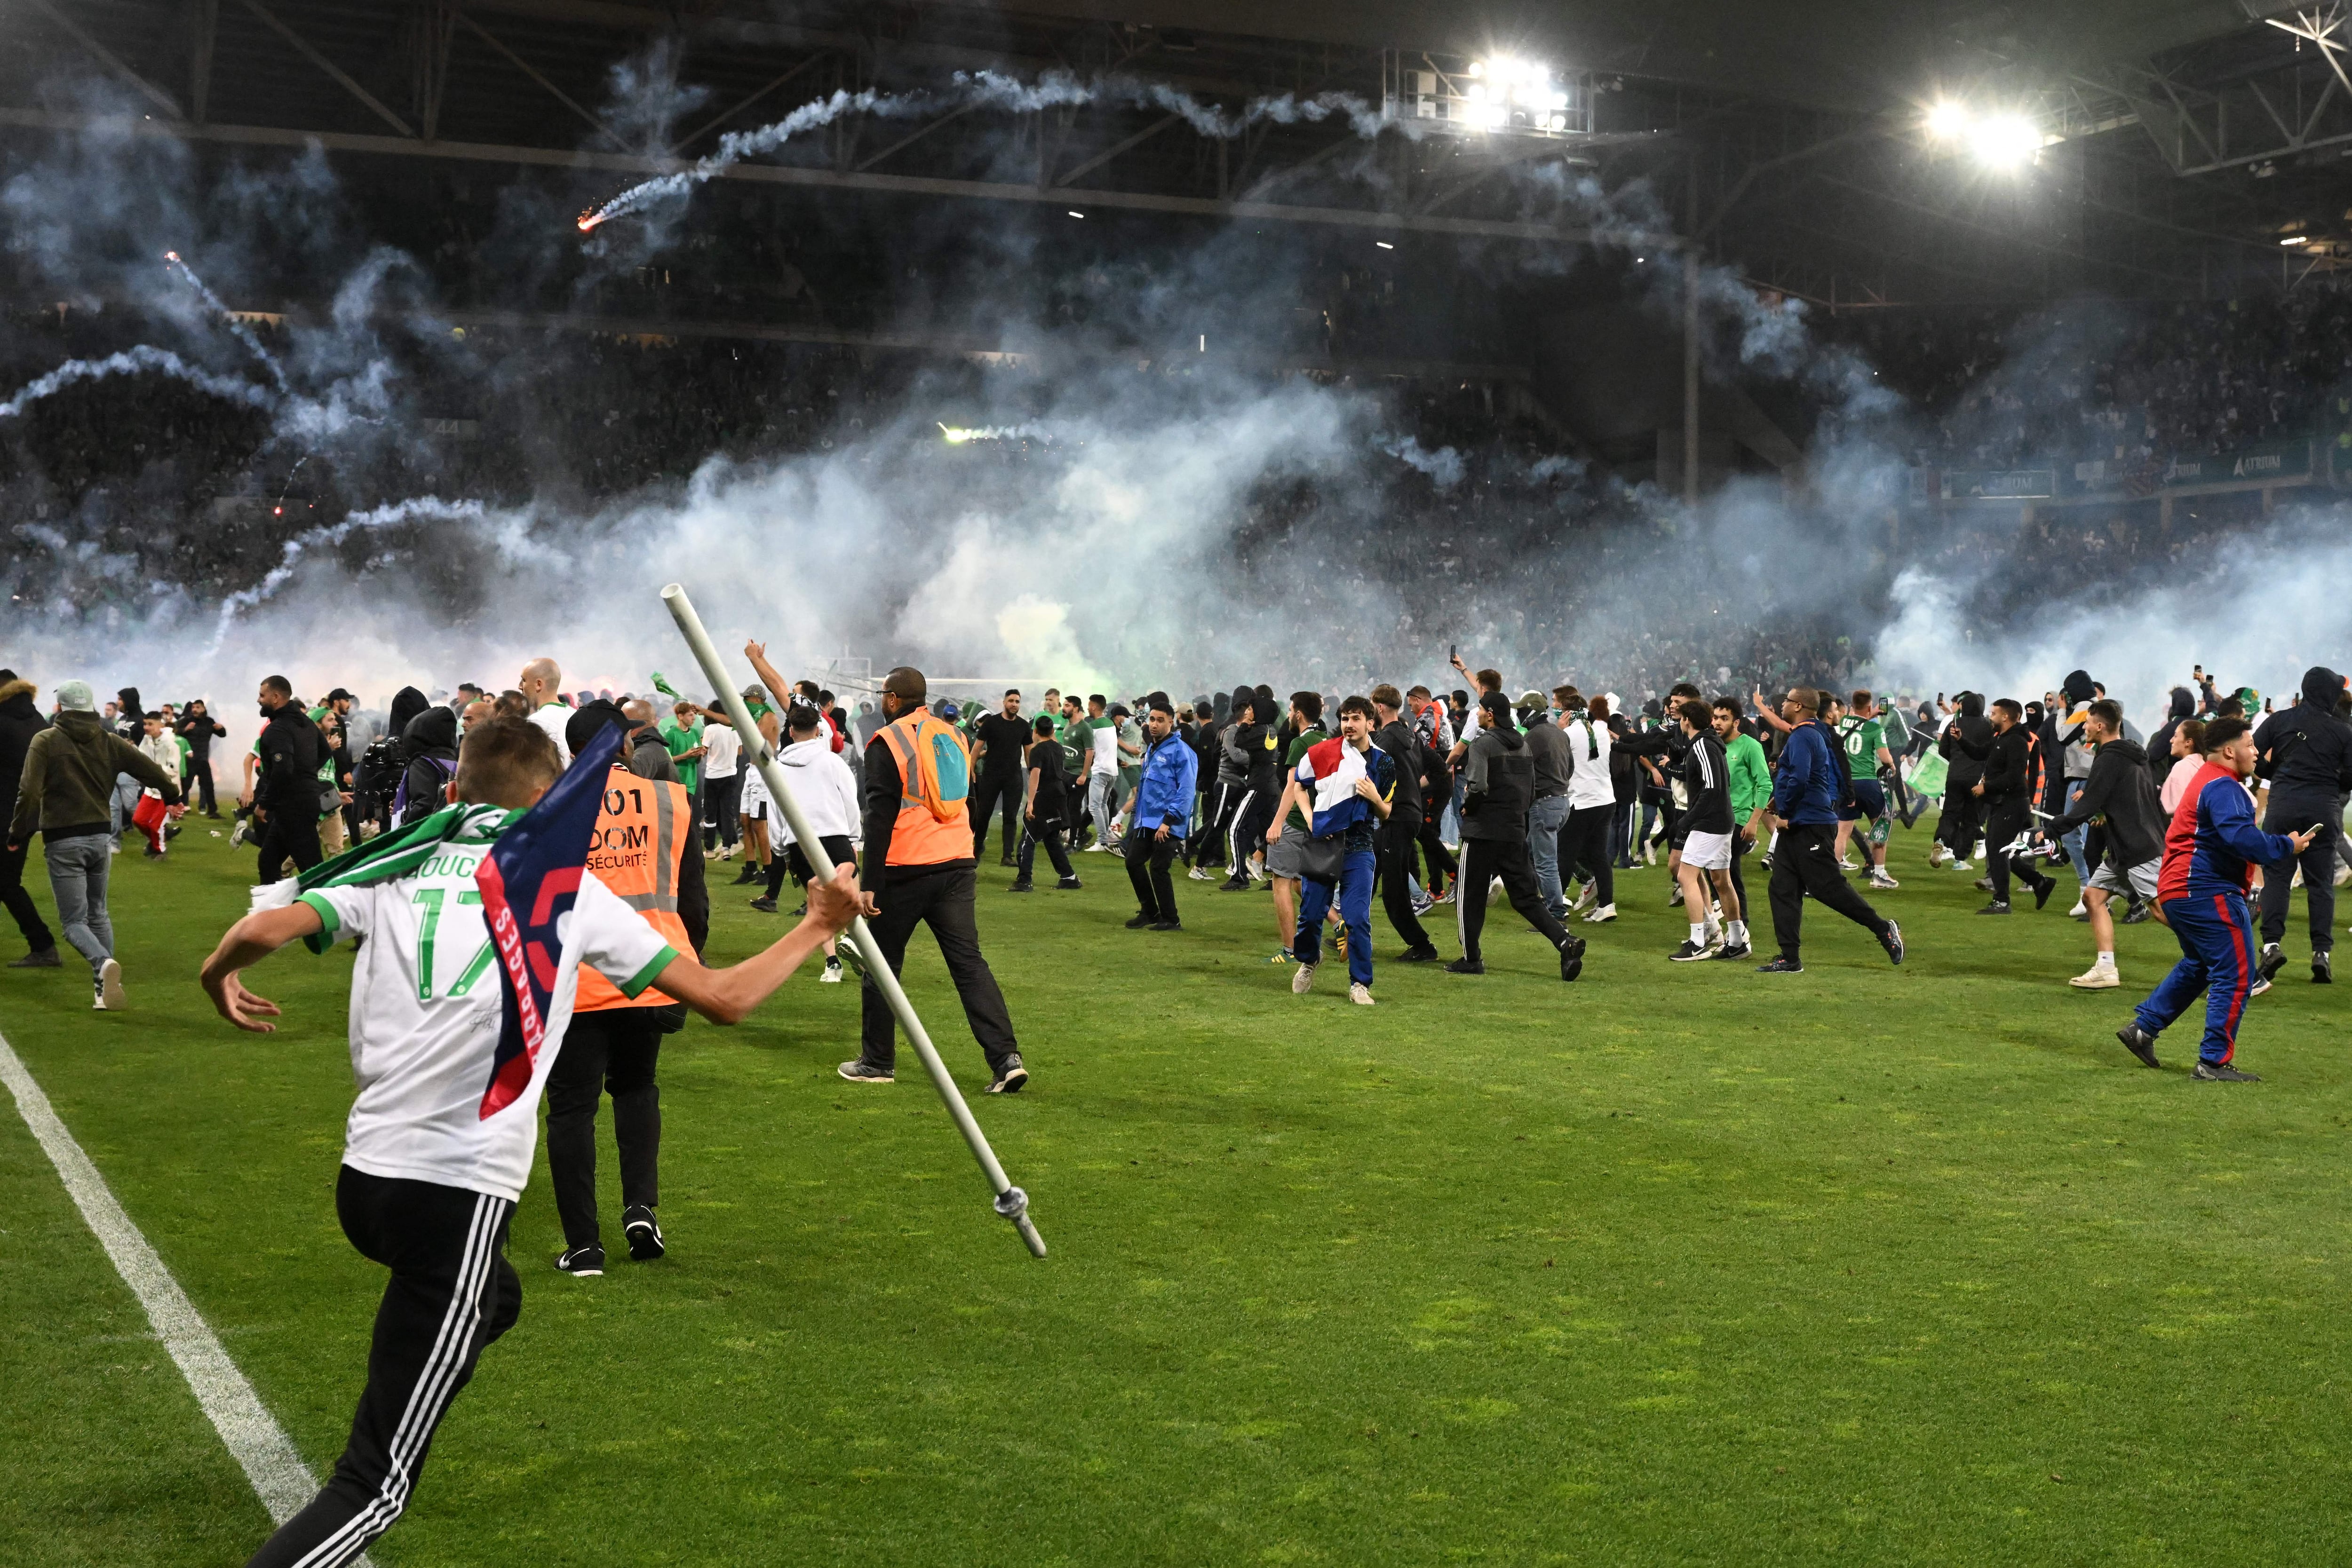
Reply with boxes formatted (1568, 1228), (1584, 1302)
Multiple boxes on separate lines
(199, 717), (857, 1566)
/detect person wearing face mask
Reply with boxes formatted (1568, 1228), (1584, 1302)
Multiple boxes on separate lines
(253, 673), (326, 884)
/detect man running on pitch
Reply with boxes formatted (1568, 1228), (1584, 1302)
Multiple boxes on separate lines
(198, 716), (857, 1566)
(2117, 716), (2313, 1080)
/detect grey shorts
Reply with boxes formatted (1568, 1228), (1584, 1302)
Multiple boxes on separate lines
(1266, 819), (1310, 879)
(2088, 858), (2159, 899)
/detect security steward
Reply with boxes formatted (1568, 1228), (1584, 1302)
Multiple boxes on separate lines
(547, 700), (709, 1275)
(837, 665), (1028, 1093)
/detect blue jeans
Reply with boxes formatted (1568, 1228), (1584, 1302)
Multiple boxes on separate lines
(1294, 850), (1376, 988)
(2061, 778), (2091, 886)
(109, 774), (141, 835)
(2137, 892), (2258, 1065)
(1527, 794), (1571, 914)
(42, 832), (114, 978)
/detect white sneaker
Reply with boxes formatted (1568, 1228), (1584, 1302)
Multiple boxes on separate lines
(1291, 961), (1318, 995)
(1189, 866), (1213, 881)
(1488, 875), (1506, 903)
(2069, 964), (2119, 989)
(96, 958), (124, 1011)
(1586, 903), (1618, 922)
(2068, 900), (2089, 919)
(229, 818), (249, 847)
(1949, 859), (1972, 872)
(1570, 882), (1597, 913)
(820, 958), (843, 984)
(1837, 857), (1858, 871)
(1348, 982), (1375, 1006)
(1869, 871), (1900, 890)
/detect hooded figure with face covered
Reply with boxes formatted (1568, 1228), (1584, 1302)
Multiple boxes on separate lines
(2251, 665), (2352, 982)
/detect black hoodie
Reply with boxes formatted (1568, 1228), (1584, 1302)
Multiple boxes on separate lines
(2149, 685), (2196, 785)
(2045, 737), (2165, 870)
(2252, 665), (2352, 807)
(397, 705), (460, 824)
(1938, 694), (1993, 790)
(255, 701), (322, 816)
(1460, 719), (1534, 841)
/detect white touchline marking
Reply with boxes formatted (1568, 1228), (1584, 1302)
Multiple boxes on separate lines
(0, 1026), (368, 1560)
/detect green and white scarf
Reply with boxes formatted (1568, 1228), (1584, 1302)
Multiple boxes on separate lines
(252, 803), (517, 948)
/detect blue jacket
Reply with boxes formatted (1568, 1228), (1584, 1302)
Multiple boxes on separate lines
(2159, 761), (2297, 903)
(1770, 720), (1843, 825)
(1131, 732), (1198, 835)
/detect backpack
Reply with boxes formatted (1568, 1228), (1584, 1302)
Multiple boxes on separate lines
(391, 755), (456, 822)
(354, 734), (402, 803)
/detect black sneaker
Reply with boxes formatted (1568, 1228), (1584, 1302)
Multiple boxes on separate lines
(1397, 946), (1441, 963)
(731, 863), (763, 886)
(1125, 912), (1156, 929)
(1150, 919), (1184, 931)
(986, 1053), (1029, 1093)
(1008, 880), (1034, 893)
(2317, 951), (2335, 984)
(555, 1244), (605, 1276)
(2033, 880), (2057, 911)
(837, 1060), (894, 1084)
(1219, 876), (1251, 892)
(747, 895), (778, 912)
(1755, 956), (1804, 974)
(1559, 947), (1583, 982)
(1714, 942), (1752, 961)
(1973, 877), (1994, 893)
(1057, 877), (1083, 890)
(8, 947), (60, 968)
(2258, 942), (2288, 982)
(1560, 934), (1588, 962)
(1976, 901), (2011, 915)
(1445, 958), (1486, 975)
(1669, 939), (1712, 961)
(2122, 899), (2153, 925)
(999, 853), (1017, 867)
(1878, 919), (1905, 966)
(622, 1204), (665, 1261)
(2193, 1060), (2261, 1082)
(2116, 1024), (2161, 1069)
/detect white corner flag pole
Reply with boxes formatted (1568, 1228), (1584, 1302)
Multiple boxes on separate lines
(661, 584), (1046, 1258)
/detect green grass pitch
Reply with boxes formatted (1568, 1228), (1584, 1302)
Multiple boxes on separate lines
(6, 818), (2352, 1565)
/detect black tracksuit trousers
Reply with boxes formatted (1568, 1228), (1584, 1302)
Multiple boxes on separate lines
(1379, 807), (1435, 952)
(1768, 823), (1891, 963)
(856, 864), (1018, 1075)
(1125, 830), (1182, 922)
(2259, 794), (2340, 955)
(545, 1008), (664, 1253)
(1986, 799), (2053, 906)
(1455, 837), (1572, 964)
(1557, 804), (1616, 909)
(246, 1167), (519, 1568)
(969, 770), (1023, 862)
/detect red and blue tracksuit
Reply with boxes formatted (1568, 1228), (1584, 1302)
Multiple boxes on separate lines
(2137, 760), (2297, 1064)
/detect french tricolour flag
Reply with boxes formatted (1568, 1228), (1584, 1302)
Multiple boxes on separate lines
(1296, 735), (1379, 838)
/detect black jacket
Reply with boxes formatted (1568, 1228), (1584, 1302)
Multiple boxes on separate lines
(0, 678), (46, 829)
(1982, 726), (2034, 802)
(1373, 719), (1425, 818)
(2045, 737), (2164, 870)
(174, 707), (225, 763)
(1676, 730), (1733, 835)
(397, 706), (460, 824)
(1459, 724), (1534, 841)
(1938, 702), (1993, 790)
(2252, 666), (2352, 803)
(255, 703), (323, 816)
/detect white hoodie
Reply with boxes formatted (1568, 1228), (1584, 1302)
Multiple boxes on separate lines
(771, 735), (861, 845)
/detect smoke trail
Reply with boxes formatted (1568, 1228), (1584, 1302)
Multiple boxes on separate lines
(1378, 435), (1465, 489)
(208, 496), (487, 649)
(164, 250), (290, 391)
(0, 344), (275, 420)
(580, 71), (1390, 229)
(938, 421), (1054, 443)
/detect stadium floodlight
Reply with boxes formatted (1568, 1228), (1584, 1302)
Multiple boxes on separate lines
(2282, 233), (2311, 245)
(660, 583), (1047, 1259)
(1924, 101), (1969, 138)
(1967, 113), (2043, 168)
(1375, 240), (1395, 249)
(1388, 50), (1581, 136)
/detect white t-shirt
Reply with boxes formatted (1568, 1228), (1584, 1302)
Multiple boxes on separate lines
(1564, 718), (1617, 811)
(301, 861), (674, 1203)
(1090, 721), (1118, 777)
(701, 722), (740, 780)
(530, 702), (572, 768)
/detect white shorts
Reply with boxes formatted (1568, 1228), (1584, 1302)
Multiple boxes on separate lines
(1682, 829), (1733, 871)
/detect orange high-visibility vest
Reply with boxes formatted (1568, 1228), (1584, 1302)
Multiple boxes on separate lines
(577, 765), (694, 1010)
(876, 707), (973, 868)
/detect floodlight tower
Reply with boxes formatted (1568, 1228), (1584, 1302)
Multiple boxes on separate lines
(1381, 51), (1594, 138)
